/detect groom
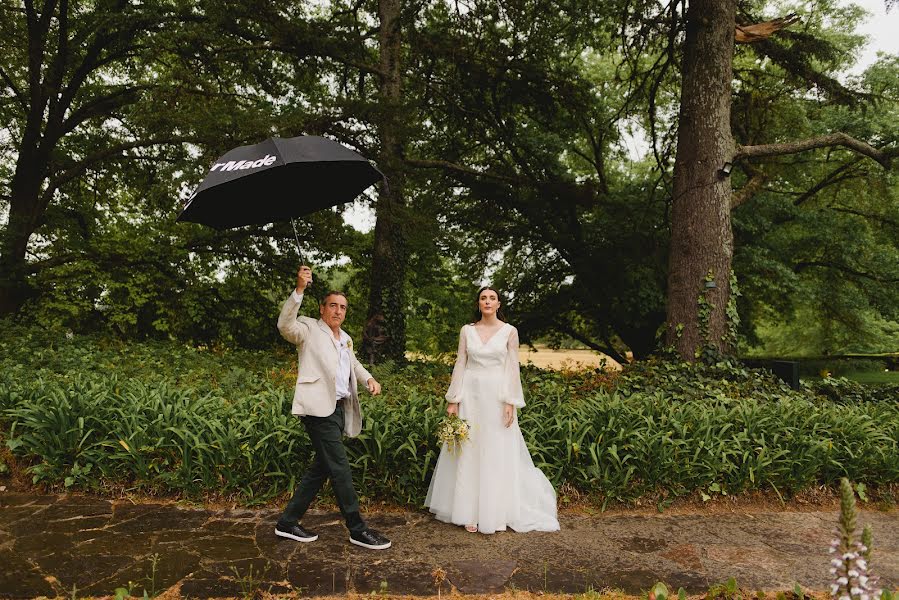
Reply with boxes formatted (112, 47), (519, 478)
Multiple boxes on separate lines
(274, 265), (391, 550)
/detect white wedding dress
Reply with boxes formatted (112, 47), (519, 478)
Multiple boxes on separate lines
(425, 322), (560, 534)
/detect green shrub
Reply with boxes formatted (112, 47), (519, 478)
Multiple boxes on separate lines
(2, 322), (897, 506)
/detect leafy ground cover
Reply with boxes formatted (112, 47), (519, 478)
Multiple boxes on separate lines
(1, 320), (897, 508)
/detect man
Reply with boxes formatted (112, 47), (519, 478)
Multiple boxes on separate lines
(274, 265), (391, 550)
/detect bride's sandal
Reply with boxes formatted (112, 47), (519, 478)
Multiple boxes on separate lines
(465, 525), (478, 533)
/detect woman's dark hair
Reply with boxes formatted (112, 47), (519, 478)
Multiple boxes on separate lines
(471, 286), (506, 323)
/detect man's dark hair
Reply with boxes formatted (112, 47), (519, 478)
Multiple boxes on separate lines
(320, 291), (349, 306)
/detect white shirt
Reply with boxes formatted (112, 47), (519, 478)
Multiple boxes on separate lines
(292, 290), (352, 400)
(332, 329), (352, 400)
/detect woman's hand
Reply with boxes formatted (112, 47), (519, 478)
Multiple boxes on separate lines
(503, 403), (515, 428)
(446, 402), (459, 417)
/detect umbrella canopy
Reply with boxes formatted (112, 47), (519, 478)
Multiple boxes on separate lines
(177, 136), (384, 230)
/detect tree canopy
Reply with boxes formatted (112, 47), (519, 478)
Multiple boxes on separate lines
(2, 0), (897, 359)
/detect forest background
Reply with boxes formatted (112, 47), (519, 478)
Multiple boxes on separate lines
(2, 0), (899, 513)
(2, 0), (898, 367)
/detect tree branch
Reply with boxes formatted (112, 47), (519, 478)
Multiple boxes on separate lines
(730, 169), (767, 209)
(60, 85), (152, 136)
(793, 260), (899, 283)
(43, 136), (199, 201)
(793, 158), (863, 206)
(25, 253), (81, 273)
(735, 133), (894, 169)
(0, 67), (28, 111)
(549, 318), (626, 364)
(827, 206), (899, 228)
(734, 13), (799, 43)
(46, 0), (69, 119)
(404, 158), (522, 184)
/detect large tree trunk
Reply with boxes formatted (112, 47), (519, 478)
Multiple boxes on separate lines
(362, 0), (408, 364)
(0, 198), (39, 315)
(0, 142), (48, 316)
(665, 0), (737, 360)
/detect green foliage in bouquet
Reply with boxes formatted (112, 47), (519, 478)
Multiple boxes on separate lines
(436, 414), (470, 454)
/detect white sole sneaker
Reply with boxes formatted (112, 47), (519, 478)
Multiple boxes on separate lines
(349, 536), (391, 550)
(275, 528), (318, 542)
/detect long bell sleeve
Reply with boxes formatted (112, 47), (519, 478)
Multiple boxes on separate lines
(501, 326), (526, 408)
(445, 326), (468, 404)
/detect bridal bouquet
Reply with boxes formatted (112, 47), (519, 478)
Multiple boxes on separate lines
(436, 414), (470, 454)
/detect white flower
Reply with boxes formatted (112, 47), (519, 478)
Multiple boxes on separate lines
(858, 576), (868, 586)
(830, 568), (838, 575)
(851, 587), (863, 595)
(848, 570), (860, 577)
(832, 559), (844, 567)
(837, 577), (849, 585)
(831, 584), (841, 595)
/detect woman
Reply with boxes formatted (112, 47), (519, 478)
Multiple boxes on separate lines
(425, 286), (560, 534)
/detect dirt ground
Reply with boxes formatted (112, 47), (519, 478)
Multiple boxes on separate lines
(2, 487), (897, 599)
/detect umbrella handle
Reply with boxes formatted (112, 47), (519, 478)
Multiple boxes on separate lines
(290, 218), (305, 267)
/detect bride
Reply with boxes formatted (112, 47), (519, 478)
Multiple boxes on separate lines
(425, 286), (560, 534)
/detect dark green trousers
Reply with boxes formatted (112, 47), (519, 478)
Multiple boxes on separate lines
(278, 402), (366, 534)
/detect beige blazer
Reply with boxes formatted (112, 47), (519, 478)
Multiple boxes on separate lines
(277, 292), (373, 437)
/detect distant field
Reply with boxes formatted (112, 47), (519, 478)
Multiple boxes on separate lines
(518, 345), (622, 371)
(407, 345), (622, 370)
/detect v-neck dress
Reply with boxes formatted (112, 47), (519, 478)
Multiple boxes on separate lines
(424, 323), (560, 534)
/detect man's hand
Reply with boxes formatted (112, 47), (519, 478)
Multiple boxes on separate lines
(446, 402), (459, 417)
(367, 378), (381, 395)
(297, 265), (313, 292)
(503, 403), (515, 428)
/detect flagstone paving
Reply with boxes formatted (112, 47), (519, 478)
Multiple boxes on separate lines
(1, 490), (897, 598)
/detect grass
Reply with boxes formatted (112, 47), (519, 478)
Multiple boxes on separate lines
(840, 370), (899, 385)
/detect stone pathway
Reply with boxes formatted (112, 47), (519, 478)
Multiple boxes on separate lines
(1, 492), (897, 598)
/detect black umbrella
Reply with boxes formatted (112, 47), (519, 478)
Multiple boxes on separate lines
(177, 136), (385, 246)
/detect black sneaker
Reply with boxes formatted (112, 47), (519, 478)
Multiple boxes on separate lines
(349, 528), (391, 550)
(275, 523), (318, 542)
